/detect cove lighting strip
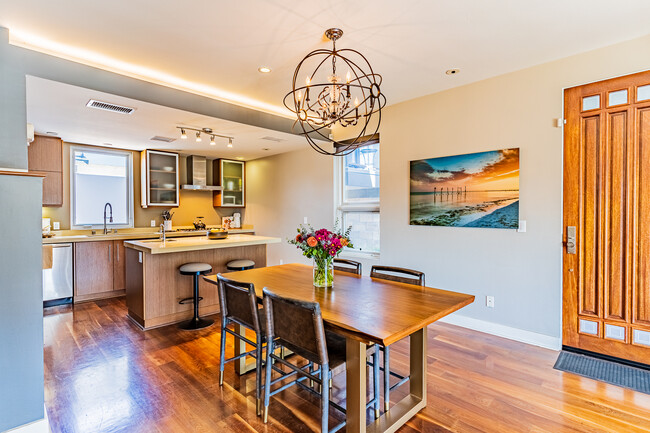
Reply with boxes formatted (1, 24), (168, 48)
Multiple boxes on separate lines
(9, 29), (291, 119)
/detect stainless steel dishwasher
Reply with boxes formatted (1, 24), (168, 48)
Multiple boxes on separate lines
(43, 243), (73, 307)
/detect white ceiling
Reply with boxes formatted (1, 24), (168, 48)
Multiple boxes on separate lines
(4, 1), (650, 117)
(26, 76), (309, 160)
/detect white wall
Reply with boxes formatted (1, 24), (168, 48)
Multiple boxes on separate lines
(376, 33), (650, 344)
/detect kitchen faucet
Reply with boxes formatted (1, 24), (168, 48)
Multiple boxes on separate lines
(103, 202), (113, 234)
(160, 223), (166, 242)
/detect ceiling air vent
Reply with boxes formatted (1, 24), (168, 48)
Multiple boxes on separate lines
(86, 99), (136, 115)
(261, 136), (285, 142)
(150, 136), (176, 143)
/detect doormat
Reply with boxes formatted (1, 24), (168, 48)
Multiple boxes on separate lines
(554, 351), (650, 394)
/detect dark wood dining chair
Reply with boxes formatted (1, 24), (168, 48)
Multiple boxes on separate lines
(333, 258), (362, 275)
(370, 265), (425, 411)
(216, 273), (267, 416)
(261, 288), (380, 432)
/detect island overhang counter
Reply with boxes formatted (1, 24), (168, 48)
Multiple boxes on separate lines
(124, 234), (280, 329)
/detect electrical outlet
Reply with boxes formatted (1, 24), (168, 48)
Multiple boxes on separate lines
(151, 220), (156, 227)
(279, 259), (284, 265)
(518, 220), (527, 232)
(486, 296), (495, 308)
(303, 216), (308, 224)
(53, 221), (60, 230)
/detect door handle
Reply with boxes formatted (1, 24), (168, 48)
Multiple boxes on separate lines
(108, 244), (112, 261)
(566, 226), (576, 254)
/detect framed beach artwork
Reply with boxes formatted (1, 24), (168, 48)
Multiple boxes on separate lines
(409, 148), (519, 228)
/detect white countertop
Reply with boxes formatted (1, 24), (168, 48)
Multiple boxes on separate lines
(124, 234), (280, 254)
(43, 228), (255, 244)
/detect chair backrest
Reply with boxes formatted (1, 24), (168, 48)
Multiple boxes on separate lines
(262, 288), (328, 366)
(333, 258), (362, 275)
(216, 273), (261, 334)
(370, 265), (425, 286)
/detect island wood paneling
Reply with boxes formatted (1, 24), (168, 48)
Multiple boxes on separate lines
(126, 244), (266, 329)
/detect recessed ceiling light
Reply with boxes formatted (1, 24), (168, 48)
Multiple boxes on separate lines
(236, 157), (244, 160)
(445, 69), (460, 75)
(45, 131), (59, 136)
(103, 143), (113, 146)
(258, 66), (272, 73)
(262, 148), (270, 151)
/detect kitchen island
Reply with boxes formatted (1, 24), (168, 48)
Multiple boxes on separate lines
(124, 234), (280, 329)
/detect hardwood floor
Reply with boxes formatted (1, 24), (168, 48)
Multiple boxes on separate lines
(44, 298), (650, 432)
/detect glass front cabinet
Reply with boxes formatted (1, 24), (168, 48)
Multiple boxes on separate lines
(141, 150), (179, 208)
(213, 159), (245, 207)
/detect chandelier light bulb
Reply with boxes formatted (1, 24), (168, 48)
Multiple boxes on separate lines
(306, 76), (311, 86)
(354, 97), (359, 107)
(180, 128), (187, 139)
(346, 71), (351, 83)
(195, 132), (202, 142)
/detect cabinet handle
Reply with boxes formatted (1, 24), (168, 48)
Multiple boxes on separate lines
(108, 244), (111, 261)
(116, 244), (119, 262)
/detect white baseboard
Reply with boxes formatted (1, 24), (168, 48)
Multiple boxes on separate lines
(3, 406), (50, 433)
(438, 314), (562, 351)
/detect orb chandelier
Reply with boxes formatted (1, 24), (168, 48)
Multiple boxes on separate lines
(283, 28), (386, 156)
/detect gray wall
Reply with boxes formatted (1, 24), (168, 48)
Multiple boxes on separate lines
(0, 175), (44, 432)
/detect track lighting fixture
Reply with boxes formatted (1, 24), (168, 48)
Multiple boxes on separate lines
(176, 126), (234, 147)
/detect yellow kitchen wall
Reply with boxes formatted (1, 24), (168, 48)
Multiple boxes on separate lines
(42, 141), (240, 229)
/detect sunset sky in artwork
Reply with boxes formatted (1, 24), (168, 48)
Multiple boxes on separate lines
(410, 148), (519, 192)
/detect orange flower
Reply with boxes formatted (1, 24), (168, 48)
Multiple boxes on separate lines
(307, 237), (318, 247)
(341, 238), (348, 247)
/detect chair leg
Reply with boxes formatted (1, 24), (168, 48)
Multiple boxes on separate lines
(373, 350), (380, 419)
(263, 340), (274, 424)
(219, 320), (227, 386)
(321, 364), (330, 433)
(256, 339), (263, 416)
(384, 346), (390, 412)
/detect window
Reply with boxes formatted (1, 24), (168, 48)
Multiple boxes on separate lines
(71, 147), (133, 228)
(335, 140), (380, 255)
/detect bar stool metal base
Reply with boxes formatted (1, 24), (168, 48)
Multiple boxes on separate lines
(179, 317), (214, 330)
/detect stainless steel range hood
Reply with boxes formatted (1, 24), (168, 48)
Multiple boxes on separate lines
(181, 155), (222, 191)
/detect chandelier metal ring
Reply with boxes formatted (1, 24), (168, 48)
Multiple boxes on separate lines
(283, 28), (386, 156)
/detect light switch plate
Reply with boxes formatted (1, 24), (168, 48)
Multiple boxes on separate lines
(303, 216), (308, 224)
(138, 252), (143, 263)
(53, 221), (60, 230)
(518, 220), (526, 232)
(151, 220), (156, 227)
(486, 296), (495, 308)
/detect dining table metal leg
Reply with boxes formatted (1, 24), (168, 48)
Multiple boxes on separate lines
(346, 337), (368, 433)
(366, 327), (428, 433)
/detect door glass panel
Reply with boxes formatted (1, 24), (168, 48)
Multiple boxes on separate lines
(579, 319), (598, 335)
(633, 329), (650, 346)
(605, 324), (625, 341)
(637, 85), (650, 102)
(582, 95), (600, 111)
(608, 89), (628, 107)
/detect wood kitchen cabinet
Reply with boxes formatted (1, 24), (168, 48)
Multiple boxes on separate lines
(213, 159), (245, 207)
(28, 135), (63, 207)
(113, 240), (127, 292)
(74, 241), (114, 300)
(74, 240), (129, 302)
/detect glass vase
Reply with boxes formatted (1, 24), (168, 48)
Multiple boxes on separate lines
(313, 256), (334, 288)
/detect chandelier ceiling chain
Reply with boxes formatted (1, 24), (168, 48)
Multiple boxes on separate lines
(284, 28), (386, 156)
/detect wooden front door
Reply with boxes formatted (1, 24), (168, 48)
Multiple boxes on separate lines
(563, 70), (650, 364)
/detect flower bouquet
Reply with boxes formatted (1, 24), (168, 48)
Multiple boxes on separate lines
(288, 222), (353, 287)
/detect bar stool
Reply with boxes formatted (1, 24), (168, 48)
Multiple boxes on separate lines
(226, 259), (255, 271)
(178, 262), (213, 330)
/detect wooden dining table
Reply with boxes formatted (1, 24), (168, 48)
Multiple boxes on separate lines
(204, 263), (474, 433)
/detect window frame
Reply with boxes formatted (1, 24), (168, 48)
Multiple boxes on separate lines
(333, 139), (380, 259)
(70, 146), (134, 230)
